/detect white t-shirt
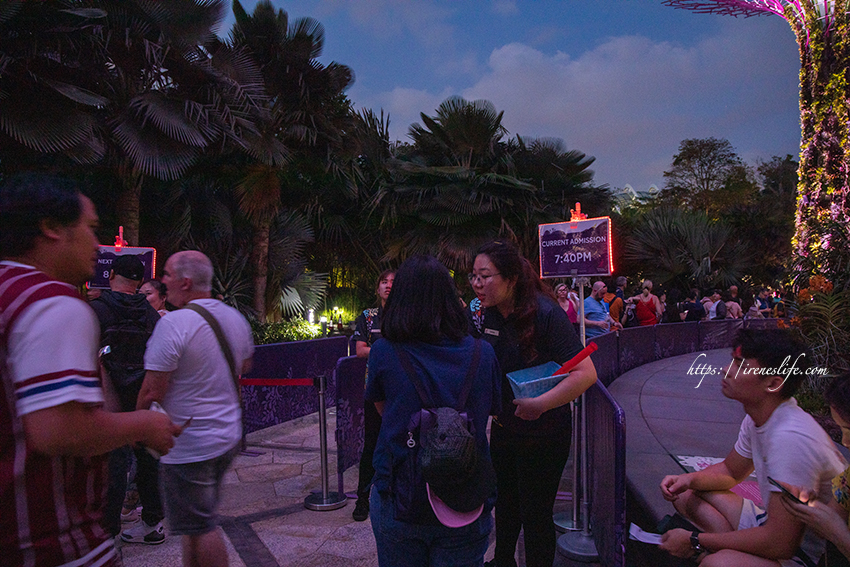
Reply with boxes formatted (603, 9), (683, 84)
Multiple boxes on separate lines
(144, 298), (254, 464)
(734, 398), (846, 563)
(4, 265), (103, 415)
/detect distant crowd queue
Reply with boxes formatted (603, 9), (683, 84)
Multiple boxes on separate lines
(554, 277), (789, 339)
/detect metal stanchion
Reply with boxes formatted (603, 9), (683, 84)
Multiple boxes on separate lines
(555, 277), (586, 533)
(554, 399), (580, 532)
(304, 371), (347, 511)
(557, 278), (599, 564)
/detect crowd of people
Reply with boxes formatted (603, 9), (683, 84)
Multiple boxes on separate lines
(2, 172), (844, 567)
(549, 277), (792, 335)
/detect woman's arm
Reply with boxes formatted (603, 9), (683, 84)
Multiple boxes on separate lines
(355, 340), (370, 358)
(513, 357), (597, 420)
(780, 485), (850, 558)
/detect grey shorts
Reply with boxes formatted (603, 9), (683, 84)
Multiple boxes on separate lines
(159, 444), (240, 536)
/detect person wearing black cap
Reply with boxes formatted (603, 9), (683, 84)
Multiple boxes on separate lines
(365, 255), (501, 567)
(90, 254), (166, 543)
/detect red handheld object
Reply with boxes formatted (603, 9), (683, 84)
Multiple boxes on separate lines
(553, 342), (598, 376)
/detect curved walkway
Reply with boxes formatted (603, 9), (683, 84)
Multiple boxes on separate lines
(606, 348), (745, 523)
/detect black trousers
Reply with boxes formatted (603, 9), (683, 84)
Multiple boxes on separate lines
(489, 423), (571, 567)
(356, 399), (382, 502)
(102, 378), (164, 536)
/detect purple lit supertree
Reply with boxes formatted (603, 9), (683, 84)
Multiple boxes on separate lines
(664, 0), (850, 287)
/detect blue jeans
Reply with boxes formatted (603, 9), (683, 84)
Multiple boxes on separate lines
(370, 489), (492, 567)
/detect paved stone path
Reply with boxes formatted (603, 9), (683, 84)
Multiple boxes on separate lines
(119, 407), (576, 566)
(120, 410), (376, 567)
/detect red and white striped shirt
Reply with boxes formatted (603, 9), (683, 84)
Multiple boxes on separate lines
(1, 262), (115, 567)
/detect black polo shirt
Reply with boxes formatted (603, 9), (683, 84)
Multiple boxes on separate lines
(469, 294), (583, 436)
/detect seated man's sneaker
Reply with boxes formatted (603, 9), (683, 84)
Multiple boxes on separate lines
(121, 520), (165, 545)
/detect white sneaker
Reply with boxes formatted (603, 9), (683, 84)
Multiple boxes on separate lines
(120, 520), (165, 545)
(120, 506), (140, 524)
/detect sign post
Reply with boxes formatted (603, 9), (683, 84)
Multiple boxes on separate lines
(540, 205), (612, 563)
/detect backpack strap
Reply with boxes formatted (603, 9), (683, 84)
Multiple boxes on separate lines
(393, 339), (482, 411)
(183, 302), (241, 402)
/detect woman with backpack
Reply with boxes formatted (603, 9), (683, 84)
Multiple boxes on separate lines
(468, 241), (597, 567)
(365, 255), (502, 567)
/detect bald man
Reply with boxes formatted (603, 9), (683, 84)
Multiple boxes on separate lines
(584, 281), (621, 339)
(137, 251), (254, 567)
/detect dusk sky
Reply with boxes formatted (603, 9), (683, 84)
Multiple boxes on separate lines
(220, 1), (801, 192)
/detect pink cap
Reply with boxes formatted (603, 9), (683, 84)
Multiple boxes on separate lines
(426, 483), (484, 528)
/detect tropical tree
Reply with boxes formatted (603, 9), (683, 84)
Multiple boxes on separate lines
(660, 137), (758, 216)
(623, 207), (752, 291)
(0, 2), (109, 169)
(509, 136), (611, 255)
(227, 0), (354, 320)
(408, 96), (509, 170)
(0, 0), (283, 245)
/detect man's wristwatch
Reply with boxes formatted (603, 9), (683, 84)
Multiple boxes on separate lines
(690, 531), (705, 555)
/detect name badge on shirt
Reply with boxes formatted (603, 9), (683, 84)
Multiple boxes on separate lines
(484, 328), (499, 337)
(371, 329), (381, 333)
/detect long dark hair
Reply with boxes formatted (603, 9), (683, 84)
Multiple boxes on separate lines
(381, 255), (467, 344)
(476, 241), (551, 361)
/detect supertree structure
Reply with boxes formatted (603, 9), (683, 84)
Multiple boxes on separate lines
(664, 0), (850, 285)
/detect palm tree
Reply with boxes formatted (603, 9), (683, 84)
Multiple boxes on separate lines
(227, 0), (354, 321)
(510, 136), (611, 257)
(0, 3), (109, 168)
(409, 96), (508, 170)
(623, 206), (751, 291)
(0, 0), (283, 245)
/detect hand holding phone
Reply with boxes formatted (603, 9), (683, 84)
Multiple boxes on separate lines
(768, 476), (807, 505)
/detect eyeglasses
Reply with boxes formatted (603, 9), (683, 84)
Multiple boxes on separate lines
(468, 272), (500, 285)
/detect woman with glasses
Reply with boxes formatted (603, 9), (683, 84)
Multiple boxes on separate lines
(553, 282), (579, 327)
(468, 241), (597, 567)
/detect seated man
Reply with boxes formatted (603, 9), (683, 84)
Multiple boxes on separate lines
(659, 329), (846, 566)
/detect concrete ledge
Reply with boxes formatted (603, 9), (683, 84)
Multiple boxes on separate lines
(608, 349), (742, 524)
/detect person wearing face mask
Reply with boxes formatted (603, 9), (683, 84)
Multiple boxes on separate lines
(467, 241), (598, 567)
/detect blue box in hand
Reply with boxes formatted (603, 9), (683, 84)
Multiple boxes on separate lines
(506, 361), (566, 399)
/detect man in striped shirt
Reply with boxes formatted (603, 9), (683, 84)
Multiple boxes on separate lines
(0, 173), (180, 567)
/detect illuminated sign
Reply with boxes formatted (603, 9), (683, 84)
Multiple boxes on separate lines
(538, 217), (613, 278)
(89, 246), (156, 289)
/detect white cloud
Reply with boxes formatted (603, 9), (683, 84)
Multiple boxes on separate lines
(366, 17), (800, 190)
